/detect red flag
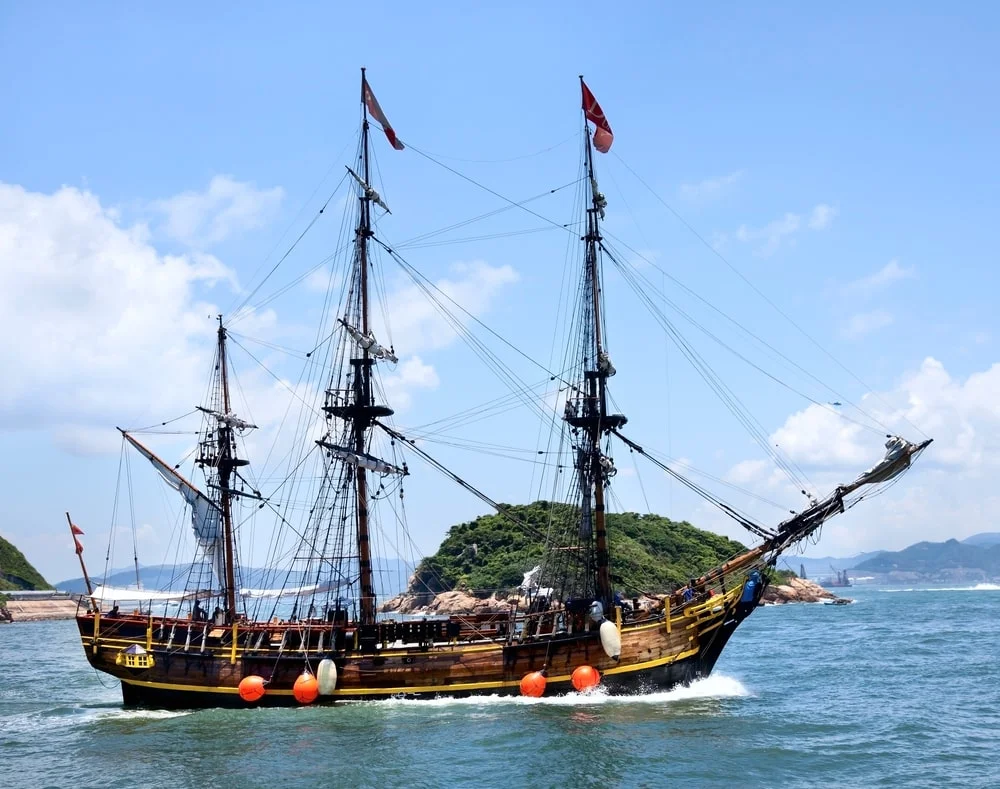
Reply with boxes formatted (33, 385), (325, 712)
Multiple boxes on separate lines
(363, 76), (405, 151)
(74, 538), (84, 555)
(71, 523), (84, 536)
(581, 79), (614, 153)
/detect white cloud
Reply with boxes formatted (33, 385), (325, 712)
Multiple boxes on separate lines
(715, 357), (1000, 555)
(379, 260), (519, 353)
(151, 175), (284, 247)
(807, 203), (838, 230)
(0, 182), (241, 444)
(736, 203), (835, 256)
(678, 171), (743, 202)
(736, 212), (801, 256)
(845, 259), (915, 295)
(841, 309), (894, 339)
(380, 356), (440, 412)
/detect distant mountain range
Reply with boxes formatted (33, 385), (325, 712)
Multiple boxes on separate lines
(795, 532), (1000, 582)
(962, 532), (1000, 547)
(55, 559), (413, 599)
(854, 538), (1000, 578)
(790, 552), (886, 579)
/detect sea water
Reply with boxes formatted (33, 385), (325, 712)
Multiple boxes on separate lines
(1, 585), (998, 789)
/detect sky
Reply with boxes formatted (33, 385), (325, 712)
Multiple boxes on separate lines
(2, 3), (999, 585)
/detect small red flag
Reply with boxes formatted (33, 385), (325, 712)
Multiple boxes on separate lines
(74, 538), (84, 555)
(363, 76), (405, 151)
(581, 79), (614, 153)
(71, 523), (84, 536)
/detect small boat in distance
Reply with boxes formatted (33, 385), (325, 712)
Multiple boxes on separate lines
(71, 71), (931, 707)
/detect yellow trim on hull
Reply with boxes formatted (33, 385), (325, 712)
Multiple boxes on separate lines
(117, 644), (703, 698)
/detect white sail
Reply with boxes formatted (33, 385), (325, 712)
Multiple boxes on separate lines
(92, 584), (323, 602)
(91, 585), (205, 602)
(122, 432), (225, 583)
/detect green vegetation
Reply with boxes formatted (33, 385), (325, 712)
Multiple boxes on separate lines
(0, 535), (52, 591)
(768, 567), (796, 585)
(410, 501), (747, 597)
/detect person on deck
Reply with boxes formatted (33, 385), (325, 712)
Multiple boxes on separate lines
(192, 600), (207, 621)
(108, 603), (120, 618)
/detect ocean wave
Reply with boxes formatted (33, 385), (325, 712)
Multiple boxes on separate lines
(0, 706), (191, 738)
(878, 583), (1000, 593)
(371, 673), (751, 708)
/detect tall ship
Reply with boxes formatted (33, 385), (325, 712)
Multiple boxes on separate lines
(72, 71), (931, 707)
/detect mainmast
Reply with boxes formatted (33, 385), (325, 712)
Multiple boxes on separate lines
(343, 67), (393, 627)
(216, 317), (238, 618)
(564, 76), (625, 612)
(319, 69), (403, 629)
(354, 68), (377, 627)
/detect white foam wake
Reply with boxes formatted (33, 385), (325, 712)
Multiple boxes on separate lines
(879, 583), (1000, 593)
(372, 673), (751, 708)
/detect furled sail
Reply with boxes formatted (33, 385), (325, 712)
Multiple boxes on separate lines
(853, 435), (917, 486)
(775, 436), (932, 543)
(195, 406), (258, 431)
(121, 432), (224, 582)
(317, 439), (407, 475)
(338, 318), (398, 363)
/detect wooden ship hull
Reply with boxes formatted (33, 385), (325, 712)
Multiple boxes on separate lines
(76, 579), (760, 708)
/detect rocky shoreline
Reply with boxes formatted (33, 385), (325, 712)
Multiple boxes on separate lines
(381, 576), (848, 616)
(760, 577), (851, 605)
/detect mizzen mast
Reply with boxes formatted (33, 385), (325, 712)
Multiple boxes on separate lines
(194, 316), (250, 620)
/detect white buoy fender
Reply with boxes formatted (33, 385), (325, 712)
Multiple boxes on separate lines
(317, 658), (338, 695)
(599, 619), (621, 660)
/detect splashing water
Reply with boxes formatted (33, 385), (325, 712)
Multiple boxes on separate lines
(370, 673), (751, 709)
(878, 583), (1000, 593)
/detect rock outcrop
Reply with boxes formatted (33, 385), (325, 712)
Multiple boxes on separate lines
(380, 589), (514, 616)
(381, 577), (848, 614)
(762, 577), (851, 605)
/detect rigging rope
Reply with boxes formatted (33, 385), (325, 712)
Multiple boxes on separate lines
(612, 429), (776, 541)
(610, 151), (929, 441)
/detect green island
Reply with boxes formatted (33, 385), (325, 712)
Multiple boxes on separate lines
(408, 500), (759, 598)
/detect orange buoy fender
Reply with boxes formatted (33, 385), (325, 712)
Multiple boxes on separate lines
(293, 671), (320, 704)
(238, 674), (266, 703)
(571, 665), (601, 692)
(519, 670), (547, 697)
(317, 658), (338, 695)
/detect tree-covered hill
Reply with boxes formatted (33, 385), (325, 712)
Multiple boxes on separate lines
(0, 535), (52, 591)
(410, 501), (747, 597)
